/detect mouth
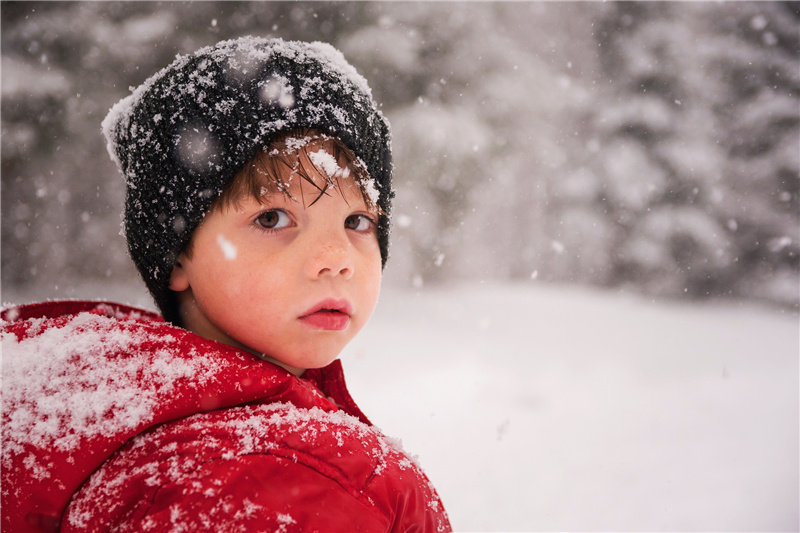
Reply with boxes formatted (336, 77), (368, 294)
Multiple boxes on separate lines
(298, 299), (352, 331)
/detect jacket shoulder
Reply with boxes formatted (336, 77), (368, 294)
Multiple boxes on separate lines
(2, 301), (338, 532)
(63, 403), (451, 532)
(1, 299), (162, 323)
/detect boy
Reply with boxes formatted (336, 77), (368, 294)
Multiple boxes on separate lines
(1, 37), (451, 532)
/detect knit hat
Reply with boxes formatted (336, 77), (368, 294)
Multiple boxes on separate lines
(102, 37), (393, 324)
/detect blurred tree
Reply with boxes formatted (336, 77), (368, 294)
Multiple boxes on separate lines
(341, 3), (601, 284)
(587, 2), (799, 304)
(2, 2), (797, 309)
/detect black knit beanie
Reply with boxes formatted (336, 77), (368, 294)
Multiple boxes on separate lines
(102, 37), (393, 324)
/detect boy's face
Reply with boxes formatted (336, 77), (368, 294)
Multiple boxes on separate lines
(169, 156), (382, 375)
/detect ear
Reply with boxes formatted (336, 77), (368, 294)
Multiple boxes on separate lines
(169, 255), (191, 292)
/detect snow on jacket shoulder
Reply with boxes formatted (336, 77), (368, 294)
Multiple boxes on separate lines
(1, 300), (451, 533)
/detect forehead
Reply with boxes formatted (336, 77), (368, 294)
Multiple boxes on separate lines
(222, 133), (377, 211)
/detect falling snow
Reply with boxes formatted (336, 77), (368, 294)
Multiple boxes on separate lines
(216, 234), (237, 260)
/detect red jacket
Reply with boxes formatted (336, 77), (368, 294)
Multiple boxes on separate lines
(1, 300), (450, 532)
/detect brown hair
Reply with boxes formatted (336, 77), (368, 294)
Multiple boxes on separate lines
(183, 128), (378, 258)
(216, 127), (376, 212)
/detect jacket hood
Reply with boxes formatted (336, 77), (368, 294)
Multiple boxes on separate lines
(1, 300), (363, 532)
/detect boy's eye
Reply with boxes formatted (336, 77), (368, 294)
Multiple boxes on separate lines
(255, 209), (292, 230)
(345, 214), (374, 232)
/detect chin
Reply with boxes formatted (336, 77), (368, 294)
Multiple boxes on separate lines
(274, 349), (340, 371)
(297, 354), (340, 370)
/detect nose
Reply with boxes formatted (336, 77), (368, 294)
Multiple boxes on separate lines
(308, 228), (354, 280)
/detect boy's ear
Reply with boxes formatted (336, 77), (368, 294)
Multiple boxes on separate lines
(169, 256), (190, 292)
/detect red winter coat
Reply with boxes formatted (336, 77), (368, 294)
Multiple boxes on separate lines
(1, 300), (450, 533)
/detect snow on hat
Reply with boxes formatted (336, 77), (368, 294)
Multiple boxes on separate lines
(102, 36), (393, 324)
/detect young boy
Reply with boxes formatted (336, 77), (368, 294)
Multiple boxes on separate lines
(1, 37), (451, 532)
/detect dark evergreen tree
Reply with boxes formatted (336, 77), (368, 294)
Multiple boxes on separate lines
(588, 2), (799, 305)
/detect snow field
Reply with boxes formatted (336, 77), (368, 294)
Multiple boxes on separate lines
(342, 283), (799, 531)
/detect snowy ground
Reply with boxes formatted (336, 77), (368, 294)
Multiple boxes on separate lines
(342, 283), (799, 531)
(4, 281), (798, 531)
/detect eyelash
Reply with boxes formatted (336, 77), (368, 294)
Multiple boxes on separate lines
(252, 210), (376, 234)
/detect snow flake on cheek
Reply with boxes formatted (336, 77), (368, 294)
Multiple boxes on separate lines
(216, 234), (238, 260)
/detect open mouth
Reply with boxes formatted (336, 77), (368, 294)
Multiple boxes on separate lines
(299, 299), (352, 331)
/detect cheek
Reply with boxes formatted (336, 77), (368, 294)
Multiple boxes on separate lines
(197, 262), (286, 338)
(217, 257), (282, 306)
(191, 251), (258, 308)
(361, 258), (383, 314)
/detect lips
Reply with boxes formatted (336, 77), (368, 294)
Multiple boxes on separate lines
(298, 299), (352, 331)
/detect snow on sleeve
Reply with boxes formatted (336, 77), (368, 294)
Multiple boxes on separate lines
(66, 400), (448, 531)
(275, 513), (296, 533)
(168, 402), (399, 479)
(1, 312), (222, 474)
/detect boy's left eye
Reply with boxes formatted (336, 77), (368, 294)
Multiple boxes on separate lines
(344, 214), (374, 232)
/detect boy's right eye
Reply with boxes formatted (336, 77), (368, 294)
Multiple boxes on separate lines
(255, 209), (292, 230)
